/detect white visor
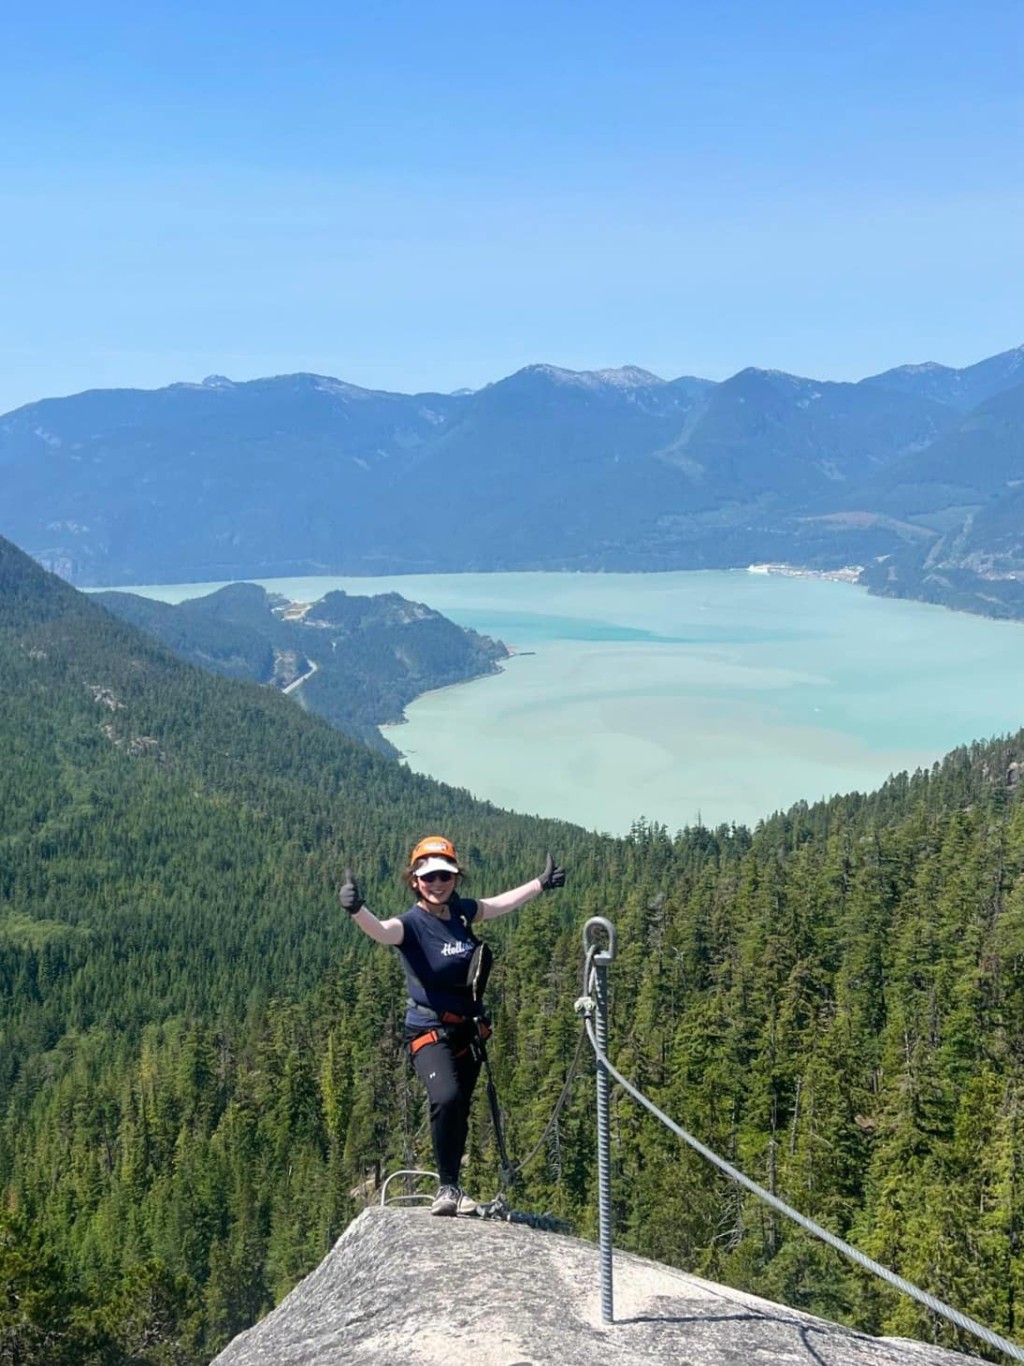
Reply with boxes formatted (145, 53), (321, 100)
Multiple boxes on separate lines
(415, 856), (459, 877)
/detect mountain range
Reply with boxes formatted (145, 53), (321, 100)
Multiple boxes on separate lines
(1, 345), (1023, 616)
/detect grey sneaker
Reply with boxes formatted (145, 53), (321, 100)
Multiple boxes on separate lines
(431, 1185), (459, 1217)
(456, 1189), (478, 1216)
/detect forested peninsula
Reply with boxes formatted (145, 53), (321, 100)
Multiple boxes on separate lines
(2, 533), (1024, 1363)
(94, 581), (509, 756)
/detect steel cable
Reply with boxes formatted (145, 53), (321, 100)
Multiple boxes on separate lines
(583, 1011), (1024, 1364)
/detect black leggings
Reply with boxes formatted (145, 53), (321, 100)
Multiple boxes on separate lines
(410, 1032), (482, 1187)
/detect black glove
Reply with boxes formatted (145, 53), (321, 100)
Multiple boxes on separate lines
(339, 868), (364, 915)
(538, 852), (565, 891)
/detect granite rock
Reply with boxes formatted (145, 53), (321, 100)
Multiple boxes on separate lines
(211, 1206), (985, 1365)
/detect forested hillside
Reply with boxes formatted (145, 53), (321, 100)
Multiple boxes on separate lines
(2, 535), (1024, 1362)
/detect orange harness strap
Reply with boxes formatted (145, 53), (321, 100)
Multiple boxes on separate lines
(409, 1028), (441, 1056)
(409, 1017), (492, 1057)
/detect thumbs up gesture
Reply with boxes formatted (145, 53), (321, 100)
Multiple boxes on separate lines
(339, 868), (365, 915)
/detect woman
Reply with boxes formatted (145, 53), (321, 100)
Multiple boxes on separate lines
(339, 835), (565, 1216)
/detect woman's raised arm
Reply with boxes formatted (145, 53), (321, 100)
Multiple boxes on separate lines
(339, 868), (405, 945)
(476, 853), (565, 921)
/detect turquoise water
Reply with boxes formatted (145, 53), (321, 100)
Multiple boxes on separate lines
(116, 571), (1024, 834)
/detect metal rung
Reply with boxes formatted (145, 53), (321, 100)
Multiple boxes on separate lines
(379, 1168), (438, 1206)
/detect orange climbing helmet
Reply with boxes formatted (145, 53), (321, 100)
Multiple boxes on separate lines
(408, 834), (460, 872)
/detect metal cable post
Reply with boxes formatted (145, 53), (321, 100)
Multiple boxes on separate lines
(582, 917), (617, 1325)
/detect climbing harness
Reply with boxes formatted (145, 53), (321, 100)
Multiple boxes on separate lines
(408, 1013), (491, 1058)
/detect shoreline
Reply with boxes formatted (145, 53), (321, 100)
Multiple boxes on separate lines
(378, 655), (515, 733)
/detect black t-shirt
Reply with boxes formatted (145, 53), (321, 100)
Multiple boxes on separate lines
(397, 896), (481, 1030)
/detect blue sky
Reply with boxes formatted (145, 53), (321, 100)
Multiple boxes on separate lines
(1, 0), (1021, 412)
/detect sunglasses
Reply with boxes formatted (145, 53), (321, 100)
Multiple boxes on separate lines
(418, 870), (455, 884)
